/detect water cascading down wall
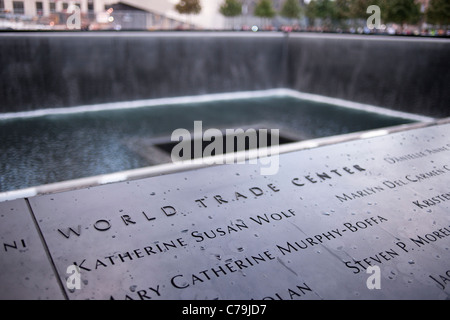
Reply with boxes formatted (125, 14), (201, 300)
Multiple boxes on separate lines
(0, 32), (449, 118)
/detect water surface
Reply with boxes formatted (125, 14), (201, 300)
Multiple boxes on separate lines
(0, 96), (416, 192)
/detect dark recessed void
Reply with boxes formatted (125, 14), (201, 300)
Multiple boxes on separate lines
(0, 96), (415, 192)
(155, 129), (295, 158)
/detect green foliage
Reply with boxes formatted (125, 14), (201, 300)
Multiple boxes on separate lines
(348, 0), (379, 19)
(381, 0), (421, 24)
(335, 0), (352, 20)
(306, 0), (428, 26)
(280, 0), (302, 19)
(219, 0), (242, 17)
(174, 0), (202, 15)
(426, 0), (450, 26)
(247, 0), (442, 28)
(305, 0), (317, 21)
(306, 0), (337, 21)
(254, 0), (276, 19)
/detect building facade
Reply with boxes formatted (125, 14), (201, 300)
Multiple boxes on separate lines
(0, 0), (114, 16)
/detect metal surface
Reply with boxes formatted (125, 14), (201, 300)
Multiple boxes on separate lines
(0, 199), (64, 299)
(22, 122), (450, 300)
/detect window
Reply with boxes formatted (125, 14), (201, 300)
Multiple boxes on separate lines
(36, 1), (43, 16)
(13, 1), (24, 14)
(49, 2), (56, 13)
(62, 2), (68, 10)
(88, 0), (94, 12)
(0, 0), (4, 12)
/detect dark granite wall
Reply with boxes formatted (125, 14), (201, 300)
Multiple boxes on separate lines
(287, 35), (450, 118)
(0, 33), (287, 112)
(0, 32), (448, 117)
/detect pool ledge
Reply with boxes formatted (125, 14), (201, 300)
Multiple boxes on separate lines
(0, 117), (447, 203)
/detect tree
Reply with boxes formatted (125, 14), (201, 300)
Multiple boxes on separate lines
(280, 0), (302, 20)
(310, 0), (337, 22)
(335, 0), (352, 20)
(348, 0), (379, 19)
(254, 0), (276, 19)
(426, 0), (450, 26)
(305, 0), (318, 22)
(382, 0), (421, 25)
(174, 0), (202, 28)
(254, 0), (276, 28)
(220, 0), (242, 17)
(174, 0), (202, 15)
(219, 0), (242, 29)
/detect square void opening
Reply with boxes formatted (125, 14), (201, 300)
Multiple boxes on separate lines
(154, 128), (296, 160)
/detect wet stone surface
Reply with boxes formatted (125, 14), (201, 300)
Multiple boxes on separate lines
(0, 199), (64, 299)
(2, 122), (450, 299)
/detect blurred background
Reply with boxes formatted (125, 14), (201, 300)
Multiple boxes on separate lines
(0, 1), (448, 194)
(0, 0), (448, 36)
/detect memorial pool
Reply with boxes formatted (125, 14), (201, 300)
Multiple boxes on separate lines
(0, 92), (427, 193)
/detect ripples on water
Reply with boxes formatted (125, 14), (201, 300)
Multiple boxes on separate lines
(0, 96), (415, 192)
